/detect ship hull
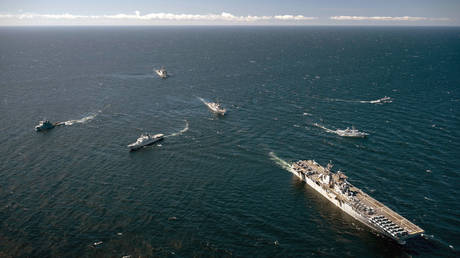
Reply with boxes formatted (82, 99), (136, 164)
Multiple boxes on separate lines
(206, 105), (226, 115)
(35, 125), (55, 131)
(155, 70), (167, 79)
(289, 166), (407, 244)
(337, 134), (368, 138)
(129, 137), (163, 151)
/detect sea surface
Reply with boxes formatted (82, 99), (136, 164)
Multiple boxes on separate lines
(0, 26), (459, 257)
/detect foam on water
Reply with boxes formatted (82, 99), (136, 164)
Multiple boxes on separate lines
(197, 97), (208, 105)
(323, 96), (392, 104)
(269, 151), (291, 172)
(167, 120), (189, 137)
(313, 123), (336, 134)
(63, 111), (101, 126)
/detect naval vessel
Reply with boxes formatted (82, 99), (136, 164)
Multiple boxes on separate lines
(154, 67), (168, 79)
(205, 102), (226, 115)
(335, 127), (369, 138)
(128, 133), (164, 151)
(35, 120), (65, 131)
(290, 160), (424, 244)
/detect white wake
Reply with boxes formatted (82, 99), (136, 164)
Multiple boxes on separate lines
(197, 97), (207, 104)
(269, 151), (292, 172)
(62, 111), (101, 126)
(324, 96), (392, 104)
(167, 120), (189, 137)
(313, 123), (335, 134)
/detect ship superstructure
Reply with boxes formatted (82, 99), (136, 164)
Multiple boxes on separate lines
(370, 96), (392, 104)
(205, 102), (226, 115)
(35, 120), (65, 131)
(128, 133), (164, 151)
(290, 160), (423, 244)
(154, 67), (168, 79)
(35, 120), (55, 131)
(335, 127), (369, 138)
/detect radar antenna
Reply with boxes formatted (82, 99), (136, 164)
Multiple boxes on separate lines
(326, 161), (333, 172)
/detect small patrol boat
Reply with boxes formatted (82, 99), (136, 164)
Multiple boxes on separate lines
(335, 127), (369, 138)
(154, 67), (168, 79)
(369, 96), (392, 104)
(205, 102), (226, 115)
(35, 120), (55, 131)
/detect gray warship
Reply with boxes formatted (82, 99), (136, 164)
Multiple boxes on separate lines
(290, 160), (424, 244)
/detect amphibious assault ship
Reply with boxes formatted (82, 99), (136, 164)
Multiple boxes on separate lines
(290, 160), (424, 244)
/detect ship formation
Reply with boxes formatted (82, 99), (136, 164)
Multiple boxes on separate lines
(34, 65), (416, 246)
(290, 160), (424, 244)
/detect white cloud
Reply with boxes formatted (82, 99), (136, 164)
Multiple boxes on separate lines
(274, 15), (317, 21)
(429, 17), (451, 21)
(0, 13), (96, 19)
(330, 16), (450, 21)
(0, 14), (15, 18)
(0, 11), (315, 23)
(0, 12), (450, 25)
(114, 11), (273, 22)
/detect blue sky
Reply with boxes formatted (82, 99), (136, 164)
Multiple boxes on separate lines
(1, 0), (458, 26)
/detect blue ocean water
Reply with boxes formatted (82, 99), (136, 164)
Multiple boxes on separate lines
(0, 26), (459, 257)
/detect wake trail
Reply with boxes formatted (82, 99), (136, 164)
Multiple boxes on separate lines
(325, 98), (356, 103)
(166, 120), (189, 137)
(421, 234), (456, 252)
(61, 111), (101, 126)
(313, 123), (335, 133)
(269, 151), (292, 172)
(359, 96), (392, 104)
(197, 97), (207, 104)
(325, 96), (392, 104)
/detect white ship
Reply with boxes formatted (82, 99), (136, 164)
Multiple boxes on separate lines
(289, 160), (424, 244)
(154, 67), (168, 79)
(205, 102), (226, 115)
(128, 134), (164, 151)
(335, 127), (369, 138)
(368, 96), (392, 104)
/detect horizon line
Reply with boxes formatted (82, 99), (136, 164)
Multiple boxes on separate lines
(1, 24), (459, 27)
